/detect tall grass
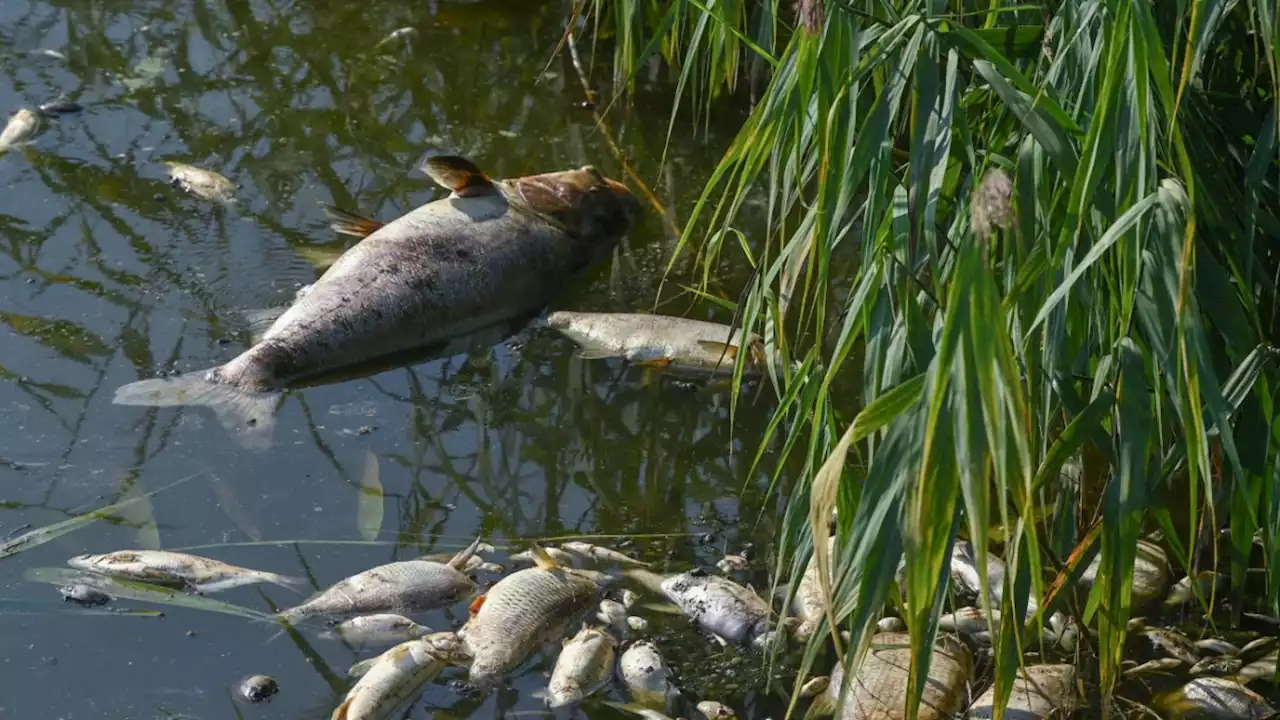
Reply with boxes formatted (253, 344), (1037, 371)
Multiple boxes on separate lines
(587, 0), (1280, 717)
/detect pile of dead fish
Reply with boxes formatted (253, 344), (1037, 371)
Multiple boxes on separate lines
(48, 530), (1280, 720)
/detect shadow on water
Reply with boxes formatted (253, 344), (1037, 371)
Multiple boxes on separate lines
(0, 0), (785, 718)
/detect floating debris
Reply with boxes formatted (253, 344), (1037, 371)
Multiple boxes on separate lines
(163, 161), (236, 203)
(238, 674), (278, 702)
(59, 583), (111, 606)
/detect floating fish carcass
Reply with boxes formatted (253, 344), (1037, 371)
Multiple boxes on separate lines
(967, 664), (1077, 719)
(546, 626), (617, 708)
(459, 546), (605, 685)
(67, 550), (304, 593)
(1159, 676), (1276, 719)
(546, 311), (767, 376)
(808, 632), (972, 720)
(617, 640), (677, 709)
(332, 633), (468, 720)
(659, 570), (774, 647)
(113, 155), (640, 450)
(0, 108), (41, 152)
(320, 614), (432, 649)
(560, 541), (650, 567)
(163, 161), (237, 203)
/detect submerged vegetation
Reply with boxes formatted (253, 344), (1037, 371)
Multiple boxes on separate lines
(586, 0), (1280, 716)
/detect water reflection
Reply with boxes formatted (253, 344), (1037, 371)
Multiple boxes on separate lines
(0, 0), (774, 717)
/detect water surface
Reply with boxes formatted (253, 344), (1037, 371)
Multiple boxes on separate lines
(0, 1), (785, 717)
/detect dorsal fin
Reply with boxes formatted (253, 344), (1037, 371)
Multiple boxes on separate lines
(530, 544), (561, 570)
(447, 536), (484, 570)
(424, 155), (495, 197)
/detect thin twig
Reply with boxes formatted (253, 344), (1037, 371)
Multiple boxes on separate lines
(564, 25), (681, 240)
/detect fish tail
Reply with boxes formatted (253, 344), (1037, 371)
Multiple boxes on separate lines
(113, 370), (279, 452)
(448, 536), (485, 570)
(258, 571), (309, 593)
(323, 204), (384, 238)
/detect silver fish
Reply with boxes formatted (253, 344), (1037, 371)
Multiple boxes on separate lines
(660, 571), (772, 647)
(332, 633), (467, 720)
(1160, 677), (1276, 719)
(510, 546), (577, 566)
(1231, 652), (1277, 683)
(794, 536), (837, 642)
(278, 537), (481, 622)
(1124, 658), (1185, 677)
(164, 161), (236, 203)
(598, 599), (630, 637)
(1167, 571), (1227, 606)
(59, 583), (111, 606)
(321, 614), (431, 649)
(561, 541), (650, 567)
(1191, 656), (1245, 677)
(113, 156), (639, 450)
(967, 664), (1076, 719)
(809, 632), (972, 720)
(617, 640), (676, 709)
(0, 108), (41, 152)
(697, 701), (735, 719)
(1240, 637), (1278, 661)
(547, 626), (617, 708)
(459, 546), (605, 685)
(546, 311), (766, 377)
(939, 607), (998, 637)
(1196, 638), (1242, 657)
(66, 550), (304, 593)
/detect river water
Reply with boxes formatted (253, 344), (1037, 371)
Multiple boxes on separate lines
(0, 1), (788, 717)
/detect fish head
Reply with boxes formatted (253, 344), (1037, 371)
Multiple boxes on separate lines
(66, 553), (101, 571)
(507, 165), (640, 257)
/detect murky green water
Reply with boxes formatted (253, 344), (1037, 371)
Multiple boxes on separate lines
(0, 1), (788, 717)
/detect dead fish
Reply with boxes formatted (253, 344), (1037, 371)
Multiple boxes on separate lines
(239, 674), (279, 702)
(1142, 627), (1202, 665)
(967, 664), (1076, 719)
(876, 617), (906, 632)
(546, 626), (617, 708)
(939, 607), (998, 637)
(37, 98), (83, 115)
(1080, 539), (1170, 607)
(617, 640), (676, 709)
(620, 589), (641, 609)
(597, 599), (629, 636)
(476, 562), (505, 574)
(1192, 656), (1245, 677)
(1124, 658), (1185, 677)
(794, 536), (837, 642)
(278, 537), (481, 622)
(561, 541), (650, 567)
(320, 614), (431, 648)
(163, 161), (236, 203)
(627, 616), (649, 632)
(808, 632), (972, 720)
(1167, 571), (1227, 606)
(659, 571), (773, 647)
(511, 546), (576, 566)
(546, 311), (766, 377)
(716, 555), (749, 574)
(113, 156), (639, 451)
(59, 583), (111, 606)
(332, 633), (468, 720)
(948, 540), (1008, 607)
(1231, 652), (1277, 683)
(459, 546), (605, 685)
(374, 27), (417, 49)
(1241, 637), (1278, 661)
(697, 701), (735, 719)
(1197, 638), (1243, 657)
(67, 550), (305, 593)
(0, 108), (41, 152)
(1159, 676), (1276, 719)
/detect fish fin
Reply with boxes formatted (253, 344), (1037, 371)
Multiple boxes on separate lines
(323, 203), (385, 238)
(638, 602), (685, 616)
(529, 544), (561, 571)
(575, 345), (621, 361)
(332, 697), (354, 719)
(113, 371), (279, 452)
(448, 536), (484, 571)
(242, 307), (287, 344)
(346, 657), (378, 679)
(423, 155), (495, 197)
(258, 572), (309, 594)
(469, 594), (486, 616)
(632, 357), (672, 369)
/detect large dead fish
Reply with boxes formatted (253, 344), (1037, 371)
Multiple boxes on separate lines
(332, 632), (469, 720)
(113, 156), (639, 450)
(277, 537), (481, 622)
(807, 632), (972, 720)
(966, 664), (1077, 718)
(459, 546), (605, 685)
(67, 550), (304, 593)
(545, 311), (766, 376)
(1159, 676), (1276, 719)
(659, 569), (776, 647)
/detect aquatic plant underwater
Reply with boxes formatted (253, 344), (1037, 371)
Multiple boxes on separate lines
(584, 0), (1280, 717)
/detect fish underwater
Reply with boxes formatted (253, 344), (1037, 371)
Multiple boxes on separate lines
(112, 155), (640, 450)
(66, 550), (305, 593)
(545, 311), (766, 377)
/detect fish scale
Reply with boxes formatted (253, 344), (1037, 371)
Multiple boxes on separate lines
(460, 562), (603, 685)
(279, 560), (475, 622)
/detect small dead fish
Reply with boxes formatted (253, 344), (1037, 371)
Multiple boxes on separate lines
(597, 599), (629, 635)
(320, 614), (431, 648)
(546, 311), (768, 377)
(617, 640), (676, 709)
(1240, 637), (1278, 661)
(238, 674), (278, 702)
(279, 537), (481, 622)
(164, 161), (236, 203)
(697, 701), (734, 720)
(37, 98), (83, 116)
(939, 607), (998, 637)
(511, 546), (576, 566)
(1124, 658), (1185, 677)
(59, 583), (111, 606)
(1081, 539), (1170, 608)
(67, 550), (304, 593)
(967, 664), (1077, 719)
(627, 616), (649, 632)
(948, 540), (1008, 606)
(332, 633), (467, 720)
(1166, 571), (1227, 606)
(1231, 652), (1277, 683)
(1191, 656), (1245, 677)
(876, 617), (906, 632)
(659, 571), (772, 647)
(547, 626), (617, 708)
(620, 589), (641, 609)
(460, 546), (605, 685)
(1160, 677), (1276, 719)
(716, 555), (749, 574)
(1196, 638), (1242, 657)
(1143, 627), (1201, 664)
(0, 108), (41, 152)
(561, 541), (649, 567)
(374, 27), (417, 49)
(476, 561), (505, 574)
